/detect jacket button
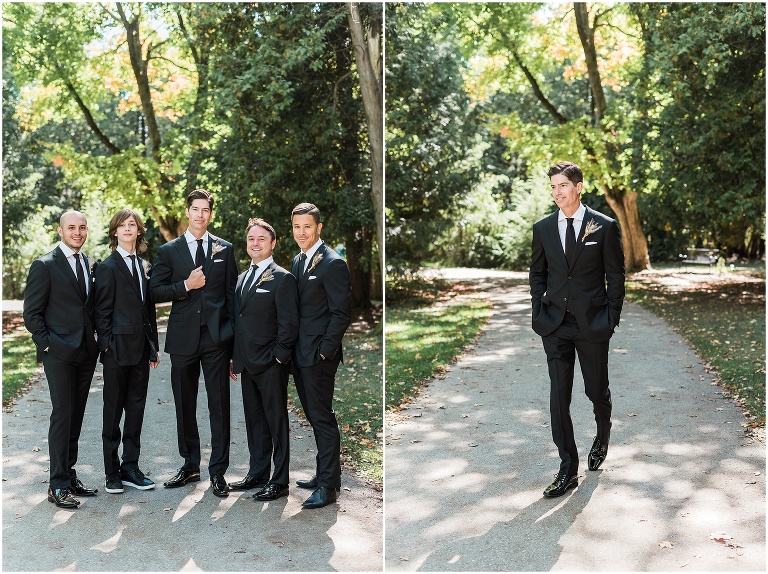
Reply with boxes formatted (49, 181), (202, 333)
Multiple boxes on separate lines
(568, 276), (572, 279)
(563, 297), (567, 301)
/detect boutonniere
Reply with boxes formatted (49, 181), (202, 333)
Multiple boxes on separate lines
(254, 269), (274, 289)
(307, 252), (323, 274)
(210, 241), (226, 257)
(141, 259), (151, 279)
(88, 258), (97, 274)
(582, 219), (602, 242)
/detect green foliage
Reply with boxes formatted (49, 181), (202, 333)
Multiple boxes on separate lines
(385, 2), (482, 277)
(630, 2), (766, 260)
(2, 319), (38, 405)
(626, 272), (765, 424)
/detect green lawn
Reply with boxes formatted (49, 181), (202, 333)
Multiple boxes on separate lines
(627, 271), (765, 425)
(386, 285), (491, 410)
(2, 316), (39, 405)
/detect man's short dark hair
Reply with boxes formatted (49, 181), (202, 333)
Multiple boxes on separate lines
(187, 189), (214, 210)
(291, 202), (321, 225)
(547, 162), (583, 186)
(245, 217), (276, 241)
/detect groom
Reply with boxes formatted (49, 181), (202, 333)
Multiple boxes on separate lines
(529, 161), (625, 497)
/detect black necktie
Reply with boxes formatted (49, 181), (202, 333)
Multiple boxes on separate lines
(130, 254), (142, 301)
(297, 252), (307, 283)
(195, 238), (205, 268)
(565, 218), (576, 267)
(73, 253), (87, 300)
(240, 264), (258, 300)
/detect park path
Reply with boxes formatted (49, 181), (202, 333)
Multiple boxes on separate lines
(2, 314), (382, 572)
(385, 269), (765, 572)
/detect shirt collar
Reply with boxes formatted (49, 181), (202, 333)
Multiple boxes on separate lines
(252, 256), (274, 273)
(184, 230), (209, 244)
(58, 242), (80, 258)
(558, 203), (586, 223)
(303, 239), (324, 264)
(115, 245), (136, 258)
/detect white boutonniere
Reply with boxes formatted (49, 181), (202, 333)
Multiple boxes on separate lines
(210, 241), (226, 257)
(88, 259), (97, 274)
(254, 269), (274, 289)
(307, 253), (323, 274)
(141, 259), (151, 279)
(582, 219), (602, 242)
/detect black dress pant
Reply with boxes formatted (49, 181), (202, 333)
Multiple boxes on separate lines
(241, 361), (290, 484)
(42, 349), (98, 490)
(293, 358), (341, 489)
(169, 327), (231, 476)
(541, 315), (612, 475)
(101, 344), (150, 476)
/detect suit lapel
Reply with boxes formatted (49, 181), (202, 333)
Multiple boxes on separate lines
(173, 235), (196, 273)
(298, 243), (325, 294)
(570, 207), (592, 269)
(204, 235), (217, 275)
(53, 247), (85, 302)
(241, 262), (274, 308)
(546, 213), (569, 269)
(112, 251), (143, 301)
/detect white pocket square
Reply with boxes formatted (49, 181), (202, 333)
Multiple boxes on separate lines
(585, 241), (598, 246)
(213, 259), (224, 263)
(255, 288), (269, 293)
(308, 275), (317, 280)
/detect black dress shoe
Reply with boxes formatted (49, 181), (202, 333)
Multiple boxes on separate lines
(48, 487), (80, 508)
(164, 467), (200, 488)
(302, 486), (338, 509)
(120, 468), (155, 490)
(210, 473), (229, 497)
(588, 437), (608, 470)
(296, 476), (318, 490)
(253, 483), (289, 501)
(69, 477), (98, 496)
(543, 472), (578, 498)
(230, 475), (269, 490)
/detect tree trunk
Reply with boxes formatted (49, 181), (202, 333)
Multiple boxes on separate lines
(345, 230), (372, 309)
(347, 3), (383, 279)
(602, 185), (650, 272)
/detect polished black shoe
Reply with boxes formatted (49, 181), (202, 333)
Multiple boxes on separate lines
(105, 473), (124, 494)
(253, 483), (289, 501)
(48, 487), (81, 508)
(296, 476), (318, 490)
(543, 472), (578, 498)
(588, 437), (608, 471)
(210, 473), (229, 497)
(120, 468), (155, 490)
(69, 477), (98, 496)
(302, 486), (338, 509)
(164, 467), (200, 488)
(229, 475), (269, 490)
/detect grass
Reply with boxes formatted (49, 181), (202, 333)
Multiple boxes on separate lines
(288, 307), (383, 485)
(386, 282), (491, 410)
(626, 267), (765, 425)
(2, 314), (40, 406)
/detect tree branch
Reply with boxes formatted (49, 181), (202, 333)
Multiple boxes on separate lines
(63, 80), (122, 155)
(175, 7), (200, 66)
(511, 51), (569, 125)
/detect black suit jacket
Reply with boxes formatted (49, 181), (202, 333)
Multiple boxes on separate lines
(23, 246), (98, 362)
(94, 250), (159, 366)
(149, 233), (237, 355)
(232, 261), (299, 375)
(291, 242), (352, 368)
(529, 205), (625, 343)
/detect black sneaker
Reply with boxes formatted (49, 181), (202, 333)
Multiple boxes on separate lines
(105, 473), (124, 494)
(119, 468), (155, 490)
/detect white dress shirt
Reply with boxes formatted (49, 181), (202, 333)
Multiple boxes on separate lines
(557, 203), (586, 253)
(58, 241), (89, 295)
(184, 230), (209, 263)
(242, 256), (274, 294)
(301, 239), (324, 274)
(116, 245), (142, 300)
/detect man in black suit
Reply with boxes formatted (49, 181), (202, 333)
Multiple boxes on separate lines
(530, 161), (625, 497)
(149, 189), (238, 498)
(94, 209), (160, 494)
(229, 218), (299, 501)
(290, 203), (352, 509)
(23, 210), (100, 508)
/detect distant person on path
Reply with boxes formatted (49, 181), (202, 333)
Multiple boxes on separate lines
(94, 209), (160, 495)
(149, 189), (238, 498)
(529, 161), (625, 497)
(229, 218), (299, 501)
(23, 210), (100, 508)
(290, 203), (352, 508)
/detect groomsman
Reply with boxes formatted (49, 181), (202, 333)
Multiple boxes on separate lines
(229, 218), (299, 501)
(530, 161), (625, 497)
(94, 209), (160, 494)
(149, 189), (238, 498)
(23, 210), (100, 508)
(290, 203), (351, 509)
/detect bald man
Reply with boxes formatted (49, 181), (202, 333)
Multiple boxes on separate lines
(24, 211), (100, 508)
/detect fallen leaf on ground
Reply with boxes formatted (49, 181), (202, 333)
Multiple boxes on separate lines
(659, 540), (675, 549)
(460, 414), (469, 418)
(468, 443), (478, 447)
(710, 532), (733, 542)
(32, 446), (40, 452)
(627, 413), (637, 417)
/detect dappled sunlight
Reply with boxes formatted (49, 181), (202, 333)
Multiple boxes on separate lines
(662, 442), (708, 456)
(210, 490), (240, 521)
(180, 558), (203, 571)
(419, 458), (469, 482)
(387, 495), (439, 523)
(171, 481), (208, 522)
(48, 509), (76, 528)
(445, 394), (472, 404)
(118, 504), (138, 518)
(90, 526), (124, 553)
